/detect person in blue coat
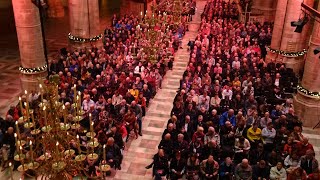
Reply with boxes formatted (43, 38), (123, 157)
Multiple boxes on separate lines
(219, 109), (236, 126)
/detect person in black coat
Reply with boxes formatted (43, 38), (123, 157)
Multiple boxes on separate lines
(105, 137), (123, 170)
(158, 133), (174, 157)
(162, 123), (178, 141)
(177, 115), (194, 142)
(173, 134), (190, 158)
(169, 152), (186, 180)
(106, 126), (124, 149)
(252, 160), (270, 180)
(249, 143), (267, 165)
(146, 149), (169, 180)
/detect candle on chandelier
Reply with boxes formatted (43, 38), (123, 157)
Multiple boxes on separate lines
(14, 133), (19, 152)
(15, 121), (21, 139)
(73, 84), (77, 102)
(18, 97), (23, 119)
(9, 162), (13, 180)
(30, 140), (34, 163)
(76, 135), (81, 154)
(43, 106), (47, 126)
(31, 111), (35, 125)
(103, 144), (106, 162)
(19, 145), (23, 160)
(39, 84), (43, 103)
(24, 102), (29, 122)
(56, 141), (60, 158)
(89, 113), (93, 132)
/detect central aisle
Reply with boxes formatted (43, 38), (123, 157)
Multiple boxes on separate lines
(113, 1), (206, 179)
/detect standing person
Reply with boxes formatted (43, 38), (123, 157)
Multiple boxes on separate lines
(123, 108), (137, 142)
(130, 101), (143, 136)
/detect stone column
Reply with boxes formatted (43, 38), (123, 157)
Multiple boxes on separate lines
(47, 0), (65, 18)
(68, 0), (102, 49)
(279, 0), (313, 74)
(294, 2), (320, 128)
(12, 0), (47, 92)
(266, 0), (288, 62)
(251, 0), (277, 22)
(266, 0), (313, 74)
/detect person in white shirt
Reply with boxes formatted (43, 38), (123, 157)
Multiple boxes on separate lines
(28, 90), (40, 103)
(82, 95), (95, 112)
(232, 57), (241, 69)
(242, 82), (254, 98)
(204, 127), (220, 146)
(270, 162), (287, 180)
(189, 90), (199, 105)
(198, 91), (210, 106)
(222, 85), (233, 101)
(134, 62), (145, 75)
(112, 91), (123, 106)
(262, 122), (276, 151)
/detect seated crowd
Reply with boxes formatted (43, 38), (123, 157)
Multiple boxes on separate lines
(146, 0), (319, 180)
(0, 6), (192, 176)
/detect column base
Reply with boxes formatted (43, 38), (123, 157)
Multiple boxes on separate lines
(284, 57), (305, 75)
(69, 40), (103, 51)
(20, 71), (47, 92)
(293, 93), (320, 128)
(265, 51), (278, 63)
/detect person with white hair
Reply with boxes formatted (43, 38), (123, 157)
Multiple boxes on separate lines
(204, 127), (220, 146)
(235, 159), (252, 180)
(82, 95), (95, 112)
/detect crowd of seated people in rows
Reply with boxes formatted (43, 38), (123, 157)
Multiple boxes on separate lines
(0, 6), (193, 176)
(146, 0), (317, 180)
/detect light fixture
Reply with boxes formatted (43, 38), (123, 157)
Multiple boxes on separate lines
(291, 16), (309, 33)
(314, 47), (320, 55)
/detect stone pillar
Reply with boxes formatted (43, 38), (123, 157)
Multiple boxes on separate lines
(47, 0), (65, 18)
(12, 0), (47, 92)
(279, 0), (313, 74)
(68, 0), (102, 49)
(266, 0), (288, 63)
(266, 0), (313, 74)
(251, 0), (277, 22)
(294, 2), (320, 128)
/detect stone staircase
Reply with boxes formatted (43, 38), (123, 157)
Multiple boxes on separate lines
(112, 1), (205, 180)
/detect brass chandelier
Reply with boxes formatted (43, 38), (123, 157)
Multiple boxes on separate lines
(14, 76), (110, 179)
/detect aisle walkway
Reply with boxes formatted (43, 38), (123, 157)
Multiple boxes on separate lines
(113, 1), (205, 180)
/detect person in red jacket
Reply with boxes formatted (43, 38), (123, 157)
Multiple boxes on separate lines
(192, 126), (205, 145)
